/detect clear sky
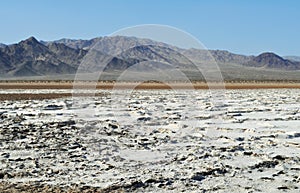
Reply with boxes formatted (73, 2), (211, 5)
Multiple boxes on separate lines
(1, 0), (299, 56)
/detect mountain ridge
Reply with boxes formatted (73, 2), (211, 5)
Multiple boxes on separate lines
(0, 36), (299, 80)
(47, 36), (300, 70)
(0, 37), (77, 76)
(0, 43), (6, 48)
(246, 52), (300, 70)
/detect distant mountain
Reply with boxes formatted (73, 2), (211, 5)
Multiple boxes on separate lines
(0, 36), (300, 79)
(47, 42), (87, 67)
(47, 36), (300, 70)
(284, 56), (300, 62)
(47, 36), (176, 55)
(117, 45), (194, 68)
(43, 38), (100, 50)
(245, 52), (300, 70)
(0, 43), (6, 48)
(182, 49), (253, 64)
(0, 37), (76, 76)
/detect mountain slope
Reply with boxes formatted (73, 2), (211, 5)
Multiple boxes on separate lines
(117, 45), (194, 68)
(0, 36), (300, 79)
(182, 49), (253, 64)
(245, 52), (300, 70)
(0, 37), (76, 76)
(0, 49), (12, 74)
(43, 38), (100, 50)
(50, 36), (300, 70)
(49, 36), (176, 55)
(47, 42), (87, 67)
(0, 43), (6, 48)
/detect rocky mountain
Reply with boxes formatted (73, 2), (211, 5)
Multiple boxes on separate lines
(46, 36), (176, 55)
(47, 42), (87, 67)
(182, 49), (253, 64)
(245, 52), (300, 70)
(0, 43), (6, 48)
(117, 45), (194, 68)
(49, 36), (300, 70)
(0, 36), (300, 78)
(43, 38), (100, 50)
(0, 37), (77, 76)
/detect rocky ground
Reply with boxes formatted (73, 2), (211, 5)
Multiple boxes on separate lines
(0, 89), (299, 192)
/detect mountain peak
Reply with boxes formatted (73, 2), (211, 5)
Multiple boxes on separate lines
(0, 36), (300, 78)
(257, 52), (283, 59)
(254, 52), (285, 63)
(21, 36), (39, 45)
(246, 52), (299, 69)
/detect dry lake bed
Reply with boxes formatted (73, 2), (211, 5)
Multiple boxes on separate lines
(0, 88), (299, 192)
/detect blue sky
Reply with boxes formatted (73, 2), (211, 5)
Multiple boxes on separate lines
(1, 0), (299, 56)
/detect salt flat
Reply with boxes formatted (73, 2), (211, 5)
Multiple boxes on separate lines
(0, 89), (299, 192)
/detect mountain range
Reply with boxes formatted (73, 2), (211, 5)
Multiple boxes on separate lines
(0, 36), (299, 81)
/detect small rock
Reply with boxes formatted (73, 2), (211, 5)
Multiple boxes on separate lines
(44, 105), (63, 110)
(108, 123), (118, 129)
(277, 186), (289, 190)
(58, 120), (75, 127)
(294, 133), (300, 138)
(235, 137), (245, 141)
(137, 117), (151, 121)
(244, 151), (253, 156)
(1, 153), (10, 158)
(250, 160), (279, 169)
(69, 142), (82, 149)
(191, 174), (205, 181)
(273, 155), (286, 160)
